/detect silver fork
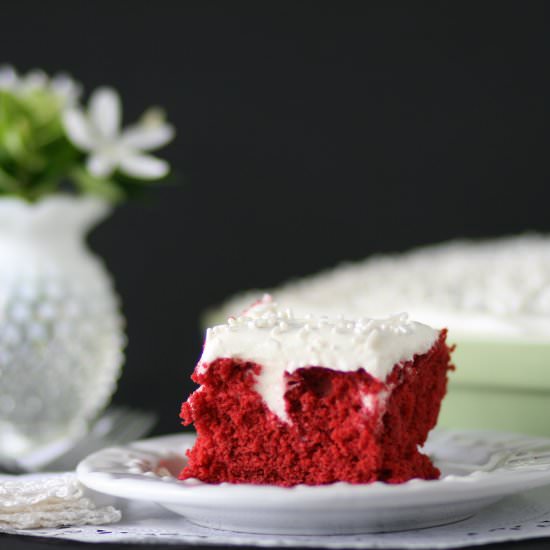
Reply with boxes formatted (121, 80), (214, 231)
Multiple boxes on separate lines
(0, 406), (157, 474)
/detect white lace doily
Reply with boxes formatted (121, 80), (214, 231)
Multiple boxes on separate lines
(2, 473), (550, 548)
(0, 473), (120, 531)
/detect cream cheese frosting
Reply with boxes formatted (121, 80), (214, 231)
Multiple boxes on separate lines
(214, 235), (550, 341)
(199, 297), (438, 422)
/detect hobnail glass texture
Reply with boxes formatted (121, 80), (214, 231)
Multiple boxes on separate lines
(0, 196), (125, 459)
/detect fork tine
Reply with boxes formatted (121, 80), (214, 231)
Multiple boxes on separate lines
(90, 406), (131, 436)
(123, 413), (156, 442)
(0, 407), (158, 473)
(108, 412), (157, 444)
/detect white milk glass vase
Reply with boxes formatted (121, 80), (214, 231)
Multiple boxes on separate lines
(0, 195), (125, 461)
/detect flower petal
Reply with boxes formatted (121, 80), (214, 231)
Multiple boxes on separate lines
(89, 87), (121, 139)
(87, 153), (117, 178)
(119, 153), (169, 179)
(50, 73), (82, 105)
(121, 123), (175, 150)
(0, 65), (17, 90)
(19, 69), (48, 92)
(62, 109), (96, 151)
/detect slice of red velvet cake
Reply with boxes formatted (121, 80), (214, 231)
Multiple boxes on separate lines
(180, 297), (454, 486)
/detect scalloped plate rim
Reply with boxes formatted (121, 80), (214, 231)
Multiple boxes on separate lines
(77, 429), (550, 499)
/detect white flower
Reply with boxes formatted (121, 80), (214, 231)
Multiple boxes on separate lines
(62, 87), (174, 180)
(0, 65), (17, 90)
(49, 73), (82, 105)
(0, 64), (82, 105)
(17, 68), (49, 92)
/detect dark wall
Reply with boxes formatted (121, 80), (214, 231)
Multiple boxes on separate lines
(2, 1), (548, 434)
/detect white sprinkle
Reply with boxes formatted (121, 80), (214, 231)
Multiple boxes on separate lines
(199, 297), (438, 422)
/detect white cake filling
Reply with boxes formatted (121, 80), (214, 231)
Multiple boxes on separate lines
(216, 234), (550, 341)
(199, 298), (438, 422)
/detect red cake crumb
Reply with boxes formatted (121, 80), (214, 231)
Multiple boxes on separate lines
(180, 330), (454, 486)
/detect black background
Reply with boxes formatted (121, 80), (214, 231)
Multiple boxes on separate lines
(1, 1), (548, 437)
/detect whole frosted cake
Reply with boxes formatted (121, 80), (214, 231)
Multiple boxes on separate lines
(214, 235), (550, 339)
(180, 297), (454, 486)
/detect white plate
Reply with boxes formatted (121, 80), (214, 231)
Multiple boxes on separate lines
(77, 430), (550, 535)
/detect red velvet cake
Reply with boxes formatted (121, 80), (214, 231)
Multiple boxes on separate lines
(180, 297), (454, 486)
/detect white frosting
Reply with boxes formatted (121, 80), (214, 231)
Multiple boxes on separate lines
(217, 234), (550, 341)
(362, 389), (390, 415)
(200, 298), (438, 422)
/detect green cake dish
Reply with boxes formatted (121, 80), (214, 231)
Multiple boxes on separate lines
(438, 338), (550, 436)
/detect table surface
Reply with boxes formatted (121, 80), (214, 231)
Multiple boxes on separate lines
(3, 533), (550, 550)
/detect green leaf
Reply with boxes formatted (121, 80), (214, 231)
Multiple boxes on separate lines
(0, 89), (82, 198)
(71, 167), (125, 202)
(0, 165), (21, 194)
